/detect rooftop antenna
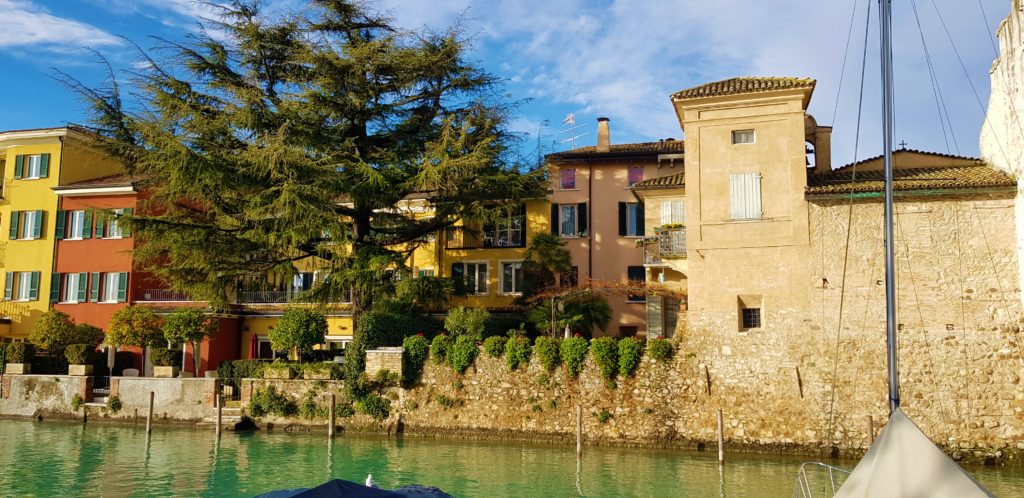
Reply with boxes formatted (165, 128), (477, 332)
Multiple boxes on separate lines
(558, 113), (590, 150)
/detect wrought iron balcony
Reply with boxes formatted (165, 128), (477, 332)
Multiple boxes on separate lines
(138, 289), (195, 302)
(642, 228), (687, 265)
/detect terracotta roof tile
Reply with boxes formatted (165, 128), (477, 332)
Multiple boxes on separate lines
(832, 149), (982, 172)
(806, 165), (1016, 196)
(547, 140), (684, 159)
(632, 171), (685, 189)
(672, 77), (815, 100)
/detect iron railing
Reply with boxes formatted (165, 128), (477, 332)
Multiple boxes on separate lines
(642, 228), (687, 265)
(792, 462), (851, 498)
(139, 289), (194, 301)
(237, 290), (294, 304)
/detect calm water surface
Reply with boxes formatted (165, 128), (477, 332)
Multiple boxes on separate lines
(1, 419), (1022, 497)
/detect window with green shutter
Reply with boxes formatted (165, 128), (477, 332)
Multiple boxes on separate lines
(94, 210), (106, 238)
(83, 210), (93, 239)
(89, 272), (100, 302)
(39, 153), (50, 178)
(28, 272), (40, 301)
(4, 272), (13, 300)
(31, 210), (43, 239)
(77, 272), (88, 302)
(13, 155), (23, 179)
(116, 272), (128, 302)
(50, 273), (61, 303)
(8, 211), (18, 240)
(55, 210), (66, 240)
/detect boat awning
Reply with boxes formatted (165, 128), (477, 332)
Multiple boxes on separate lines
(834, 408), (994, 498)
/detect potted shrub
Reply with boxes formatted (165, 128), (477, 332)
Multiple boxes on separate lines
(65, 344), (96, 376)
(150, 347), (182, 378)
(263, 361), (296, 379)
(5, 343), (34, 374)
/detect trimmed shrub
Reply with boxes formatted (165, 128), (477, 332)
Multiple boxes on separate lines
(149, 347), (182, 367)
(483, 336), (507, 358)
(444, 307), (490, 340)
(299, 362), (343, 380)
(430, 334), (454, 364)
(648, 338), (673, 362)
(263, 362), (297, 378)
(217, 359), (267, 380)
(618, 337), (644, 377)
(447, 335), (478, 374)
(534, 336), (561, 372)
(560, 337), (589, 377)
(505, 336), (532, 371)
(402, 335), (429, 385)
(29, 310), (78, 355)
(591, 337), (618, 380)
(74, 324), (105, 348)
(268, 308), (327, 356)
(357, 393), (390, 420)
(64, 344), (96, 365)
(249, 386), (298, 418)
(6, 343), (35, 363)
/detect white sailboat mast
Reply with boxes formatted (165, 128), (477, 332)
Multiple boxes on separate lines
(879, 0), (900, 412)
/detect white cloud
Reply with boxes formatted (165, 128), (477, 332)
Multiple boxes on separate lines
(0, 0), (119, 52)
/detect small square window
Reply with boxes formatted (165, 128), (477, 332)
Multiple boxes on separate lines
(741, 308), (761, 329)
(560, 168), (576, 189)
(732, 129), (755, 144)
(628, 166), (644, 187)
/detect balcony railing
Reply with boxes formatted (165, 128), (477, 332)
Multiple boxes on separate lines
(139, 289), (195, 302)
(643, 228), (687, 265)
(236, 289), (353, 304)
(446, 227), (525, 249)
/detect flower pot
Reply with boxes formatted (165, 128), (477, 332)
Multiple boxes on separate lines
(154, 366), (180, 378)
(4, 363), (30, 375)
(68, 364), (94, 376)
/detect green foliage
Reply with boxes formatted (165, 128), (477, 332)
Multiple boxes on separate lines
(263, 362), (297, 378)
(149, 347), (182, 367)
(6, 343), (34, 363)
(75, 324), (105, 348)
(504, 336), (532, 371)
(298, 391), (328, 420)
(357, 393), (391, 420)
(106, 395), (123, 413)
(560, 337), (589, 377)
(162, 307), (217, 347)
(520, 233), (573, 304)
(71, 394), (84, 412)
(347, 311), (437, 383)
(217, 360), (267, 380)
(29, 310), (102, 356)
(249, 386), (298, 418)
(482, 316), (526, 339)
(336, 400), (356, 418)
(434, 394), (459, 409)
(393, 276), (453, 313)
(106, 306), (163, 350)
(444, 307), (490, 340)
(430, 334), (454, 365)
(596, 410), (612, 424)
(591, 337), (618, 380)
(647, 339), (674, 362)
(483, 336), (506, 358)
(402, 335), (430, 385)
(64, 344), (96, 365)
(535, 373), (550, 387)
(547, 399), (557, 410)
(268, 308), (327, 356)
(618, 338), (644, 377)
(447, 335), (478, 373)
(374, 369), (400, 386)
(562, 293), (613, 336)
(534, 336), (561, 372)
(299, 362), (344, 380)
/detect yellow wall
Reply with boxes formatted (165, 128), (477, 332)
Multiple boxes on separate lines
(237, 314), (354, 358)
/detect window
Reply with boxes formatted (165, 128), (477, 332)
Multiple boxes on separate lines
(25, 155), (41, 178)
(626, 266), (645, 302)
(559, 204), (577, 237)
(10, 210), (44, 240)
(62, 273), (80, 303)
(13, 153), (49, 180)
(560, 266), (579, 287)
(292, 272), (313, 292)
(628, 166), (644, 187)
(418, 268), (435, 277)
(500, 261), (523, 294)
(5, 272), (39, 301)
(741, 308), (762, 329)
(729, 172), (762, 220)
(560, 168), (576, 189)
(551, 203), (587, 238)
(67, 211), (87, 239)
(95, 208), (132, 239)
(484, 204), (526, 247)
(732, 129), (755, 144)
(618, 202), (645, 237)
(452, 262), (488, 295)
(660, 201), (685, 225)
(101, 272), (128, 303)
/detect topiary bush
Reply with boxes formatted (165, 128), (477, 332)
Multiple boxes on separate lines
(299, 362), (343, 380)
(402, 335), (429, 385)
(618, 337), (644, 377)
(483, 336), (507, 358)
(268, 308), (327, 357)
(249, 386), (298, 418)
(6, 343), (35, 363)
(149, 347), (182, 367)
(560, 336), (589, 377)
(591, 337), (618, 380)
(534, 336), (561, 372)
(357, 393), (391, 420)
(217, 359), (267, 380)
(430, 334), (454, 365)
(64, 344), (96, 365)
(444, 307), (490, 340)
(505, 336), (532, 371)
(648, 338), (673, 362)
(447, 335), (478, 374)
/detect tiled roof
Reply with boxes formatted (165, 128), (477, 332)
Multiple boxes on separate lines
(547, 140), (684, 159)
(832, 149), (982, 172)
(672, 77), (815, 100)
(632, 171), (685, 189)
(805, 165), (1016, 196)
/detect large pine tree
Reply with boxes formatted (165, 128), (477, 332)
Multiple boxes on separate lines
(61, 0), (543, 314)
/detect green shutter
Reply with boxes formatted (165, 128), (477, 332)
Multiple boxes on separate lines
(451, 263), (466, 295)
(83, 210), (93, 239)
(50, 273), (61, 303)
(39, 154), (50, 178)
(77, 273), (88, 302)
(9, 211), (19, 240)
(550, 203), (559, 235)
(94, 211), (105, 238)
(4, 272), (13, 300)
(55, 210), (66, 240)
(32, 210), (43, 239)
(13, 155), (23, 179)
(90, 272), (100, 302)
(116, 272), (128, 302)
(122, 208), (133, 237)
(29, 272), (40, 301)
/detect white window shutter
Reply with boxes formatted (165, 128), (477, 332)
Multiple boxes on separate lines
(661, 202), (672, 225)
(729, 173), (762, 220)
(672, 201), (685, 224)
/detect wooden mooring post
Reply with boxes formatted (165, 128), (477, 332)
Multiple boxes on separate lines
(866, 415), (874, 445)
(328, 394), (336, 439)
(146, 391), (154, 434)
(576, 405), (583, 457)
(216, 395), (223, 436)
(717, 409), (725, 465)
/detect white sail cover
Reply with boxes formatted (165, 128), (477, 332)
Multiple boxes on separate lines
(835, 408), (994, 497)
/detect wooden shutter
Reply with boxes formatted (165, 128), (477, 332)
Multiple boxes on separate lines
(661, 202), (672, 225)
(729, 173), (762, 220)
(122, 208), (133, 237)
(672, 201), (685, 224)
(550, 203), (559, 235)
(116, 272), (128, 302)
(577, 203), (587, 236)
(8, 211), (19, 240)
(618, 202), (627, 236)
(55, 210), (66, 240)
(83, 210), (93, 239)
(3, 272), (12, 300)
(13, 155), (23, 179)
(637, 202), (645, 235)
(28, 272), (40, 300)
(50, 273), (61, 303)
(90, 272), (100, 302)
(77, 273), (88, 302)
(39, 153), (50, 178)
(94, 210), (106, 238)
(476, 263), (487, 294)
(451, 263), (465, 295)
(32, 210), (43, 239)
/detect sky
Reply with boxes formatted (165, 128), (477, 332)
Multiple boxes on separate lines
(0, 0), (1014, 167)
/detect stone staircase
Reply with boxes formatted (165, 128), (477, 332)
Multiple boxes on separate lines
(201, 405), (244, 431)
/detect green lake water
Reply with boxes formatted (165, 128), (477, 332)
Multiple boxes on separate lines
(1, 419), (1022, 497)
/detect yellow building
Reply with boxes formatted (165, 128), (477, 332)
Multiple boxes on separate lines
(0, 127), (123, 340)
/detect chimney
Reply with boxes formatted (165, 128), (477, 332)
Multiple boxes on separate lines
(597, 117), (610, 152)
(814, 126), (832, 174)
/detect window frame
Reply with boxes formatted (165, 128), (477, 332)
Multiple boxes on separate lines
(15, 272), (32, 301)
(101, 273), (119, 303)
(62, 273), (80, 303)
(67, 210), (86, 240)
(559, 168), (577, 190)
(741, 307), (762, 330)
(20, 211), (37, 240)
(499, 260), (524, 295)
(729, 172), (763, 221)
(732, 129), (756, 145)
(626, 266), (646, 303)
(558, 204), (578, 238)
(625, 202), (643, 237)
(24, 155), (41, 179)
(627, 166), (644, 187)
(462, 261), (489, 295)
(106, 209), (124, 239)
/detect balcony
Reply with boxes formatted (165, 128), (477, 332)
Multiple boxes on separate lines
(446, 226), (525, 249)
(138, 289), (195, 302)
(236, 288), (353, 304)
(642, 228), (687, 266)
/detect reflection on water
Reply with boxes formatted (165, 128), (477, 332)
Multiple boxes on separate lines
(0, 419), (1021, 497)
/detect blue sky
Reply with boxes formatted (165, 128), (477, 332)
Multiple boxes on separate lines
(0, 0), (1013, 165)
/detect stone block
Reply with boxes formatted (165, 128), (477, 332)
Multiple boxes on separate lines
(365, 347), (404, 378)
(68, 364), (93, 376)
(153, 366), (180, 378)
(5, 363), (30, 375)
